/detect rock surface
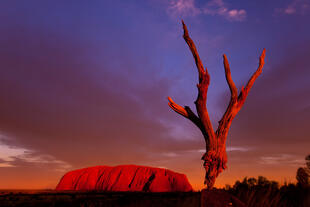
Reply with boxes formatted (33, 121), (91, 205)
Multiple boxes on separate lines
(56, 165), (193, 192)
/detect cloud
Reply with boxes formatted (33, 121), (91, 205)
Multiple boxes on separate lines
(275, 0), (310, 15)
(168, 0), (201, 17)
(203, 0), (246, 21)
(0, 163), (15, 167)
(0, 134), (71, 171)
(168, 0), (247, 21)
(259, 154), (305, 166)
(227, 146), (250, 152)
(0, 135), (28, 163)
(159, 146), (251, 158)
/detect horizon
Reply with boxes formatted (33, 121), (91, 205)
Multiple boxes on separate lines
(0, 0), (310, 191)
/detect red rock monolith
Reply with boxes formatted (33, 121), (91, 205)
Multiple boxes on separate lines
(56, 165), (193, 192)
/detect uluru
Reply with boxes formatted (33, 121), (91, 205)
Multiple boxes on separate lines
(56, 165), (193, 192)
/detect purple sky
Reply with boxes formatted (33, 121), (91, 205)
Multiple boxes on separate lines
(0, 0), (309, 189)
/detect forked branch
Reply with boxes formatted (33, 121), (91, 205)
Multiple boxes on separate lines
(167, 20), (266, 188)
(216, 49), (266, 138)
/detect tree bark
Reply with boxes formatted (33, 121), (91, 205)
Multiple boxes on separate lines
(168, 21), (266, 189)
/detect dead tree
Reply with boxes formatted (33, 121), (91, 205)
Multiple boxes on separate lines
(168, 21), (266, 189)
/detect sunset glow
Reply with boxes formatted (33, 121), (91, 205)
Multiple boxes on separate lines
(0, 0), (309, 191)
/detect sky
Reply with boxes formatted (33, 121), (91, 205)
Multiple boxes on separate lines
(0, 0), (309, 190)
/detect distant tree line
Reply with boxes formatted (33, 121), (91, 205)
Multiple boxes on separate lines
(224, 154), (310, 207)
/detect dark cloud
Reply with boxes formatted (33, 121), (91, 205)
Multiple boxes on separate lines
(0, 20), (205, 173)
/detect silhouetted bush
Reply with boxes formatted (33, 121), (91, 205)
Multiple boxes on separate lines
(297, 167), (310, 187)
(225, 176), (310, 207)
(296, 154), (310, 188)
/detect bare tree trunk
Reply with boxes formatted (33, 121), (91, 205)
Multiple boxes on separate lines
(168, 21), (266, 189)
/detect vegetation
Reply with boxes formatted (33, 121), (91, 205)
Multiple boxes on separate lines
(0, 191), (200, 207)
(225, 176), (309, 207)
(224, 155), (310, 207)
(296, 154), (310, 187)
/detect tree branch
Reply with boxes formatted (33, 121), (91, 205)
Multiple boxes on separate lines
(238, 48), (266, 107)
(223, 54), (238, 100)
(216, 49), (266, 138)
(182, 20), (215, 143)
(167, 97), (202, 130)
(215, 55), (238, 138)
(168, 97), (188, 118)
(182, 20), (208, 83)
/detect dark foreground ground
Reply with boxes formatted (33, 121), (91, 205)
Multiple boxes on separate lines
(0, 190), (201, 207)
(0, 186), (309, 207)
